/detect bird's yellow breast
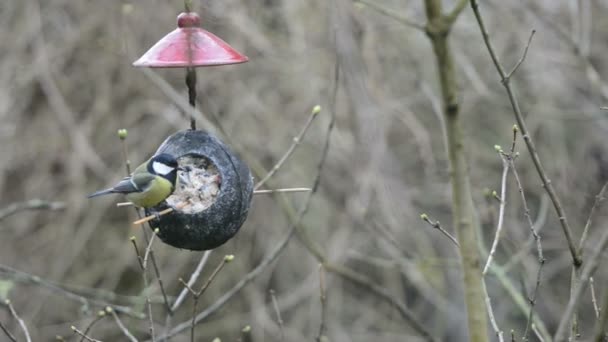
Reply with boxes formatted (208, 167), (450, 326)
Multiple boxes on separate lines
(126, 177), (174, 208)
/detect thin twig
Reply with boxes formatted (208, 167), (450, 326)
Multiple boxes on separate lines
(578, 181), (608, 255)
(269, 290), (285, 342)
(0, 264), (144, 317)
(132, 201), (190, 225)
(482, 280), (504, 342)
(253, 188), (311, 195)
(532, 325), (545, 342)
(590, 277), (600, 319)
(483, 154), (510, 275)
(510, 158), (545, 341)
(179, 255), (233, 342)
(108, 307), (138, 342)
(353, 0), (426, 31)
(0, 199), (65, 222)
(254, 106), (321, 190)
(505, 30), (536, 79)
(142, 229), (160, 270)
(79, 311), (108, 342)
(420, 214), (460, 247)
(171, 251), (212, 312)
(554, 225), (608, 341)
(130, 236), (155, 342)
(469, 0), (581, 266)
(316, 264), (328, 342)
(593, 283), (608, 341)
(71, 326), (102, 342)
(0, 321), (16, 342)
(444, 0), (468, 26)
(4, 300), (31, 342)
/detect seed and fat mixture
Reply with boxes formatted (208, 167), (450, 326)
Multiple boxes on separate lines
(165, 155), (221, 214)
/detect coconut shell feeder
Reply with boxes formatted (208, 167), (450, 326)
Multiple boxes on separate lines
(132, 5), (252, 250)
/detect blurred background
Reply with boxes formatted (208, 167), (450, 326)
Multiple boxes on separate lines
(1, 0), (608, 341)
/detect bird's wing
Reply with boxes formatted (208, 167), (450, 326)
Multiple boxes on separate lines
(111, 174), (156, 194)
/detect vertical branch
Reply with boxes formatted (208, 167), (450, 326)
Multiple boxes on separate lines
(316, 264), (328, 342)
(269, 290), (285, 342)
(422, 0), (489, 340)
(594, 282), (608, 341)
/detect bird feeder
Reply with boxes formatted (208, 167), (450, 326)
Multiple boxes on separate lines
(133, 8), (253, 250)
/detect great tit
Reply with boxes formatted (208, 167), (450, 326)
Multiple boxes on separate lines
(88, 153), (182, 208)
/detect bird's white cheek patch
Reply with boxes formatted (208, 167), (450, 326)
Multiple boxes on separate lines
(153, 161), (175, 175)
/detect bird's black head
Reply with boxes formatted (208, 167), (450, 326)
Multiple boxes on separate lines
(148, 153), (180, 185)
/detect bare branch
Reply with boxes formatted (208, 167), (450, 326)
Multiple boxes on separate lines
(483, 154), (509, 275)
(505, 30), (536, 80)
(469, 0), (581, 266)
(0, 321), (16, 342)
(316, 264), (328, 342)
(108, 307), (138, 342)
(578, 181), (608, 254)
(269, 290), (285, 342)
(0, 199), (65, 222)
(420, 213), (460, 247)
(482, 281), (504, 342)
(590, 277), (600, 319)
(253, 188), (311, 195)
(3, 300), (31, 342)
(254, 106), (321, 190)
(554, 226), (608, 341)
(71, 326), (102, 342)
(353, 0), (425, 31)
(171, 251), (211, 311)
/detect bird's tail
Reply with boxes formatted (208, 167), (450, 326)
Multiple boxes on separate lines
(87, 188), (116, 198)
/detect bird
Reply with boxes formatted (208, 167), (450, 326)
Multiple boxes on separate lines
(88, 153), (183, 208)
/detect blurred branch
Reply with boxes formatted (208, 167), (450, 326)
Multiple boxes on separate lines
(254, 106), (321, 190)
(353, 0), (425, 31)
(510, 158), (545, 341)
(554, 225), (608, 341)
(178, 255), (233, 342)
(468, 0), (581, 267)
(0, 199), (65, 222)
(253, 188), (311, 195)
(71, 326), (101, 342)
(316, 264), (328, 342)
(108, 307), (138, 342)
(0, 264), (145, 317)
(170, 251), (212, 312)
(594, 282), (608, 341)
(482, 280), (503, 341)
(578, 181), (608, 255)
(269, 289), (285, 342)
(130, 232), (159, 341)
(3, 300), (31, 342)
(78, 311), (107, 342)
(0, 321), (16, 342)
(590, 277), (600, 319)
(444, 0), (468, 26)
